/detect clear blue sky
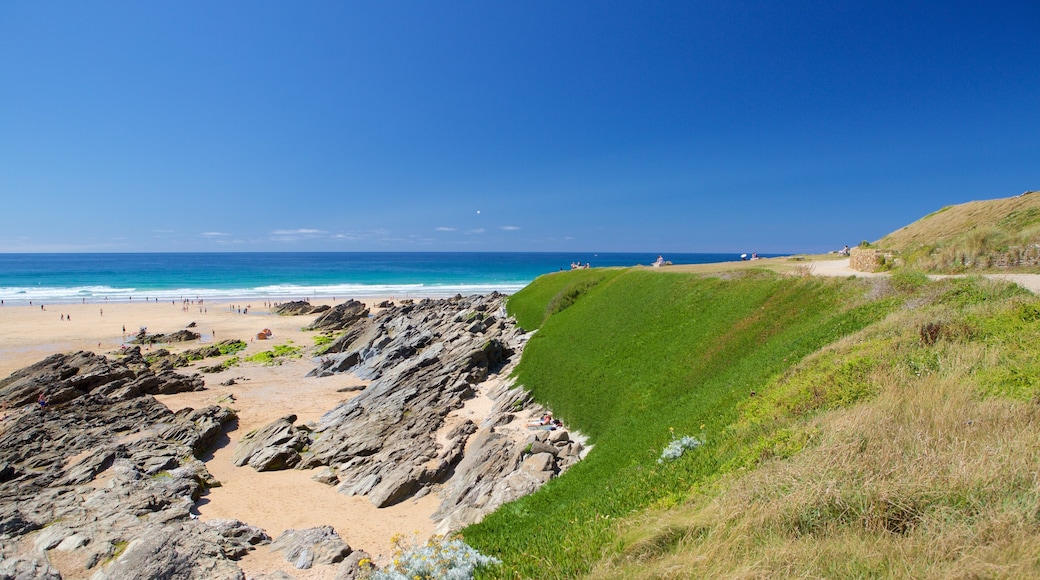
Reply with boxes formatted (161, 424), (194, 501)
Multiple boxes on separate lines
(2, 2), (1037, 253)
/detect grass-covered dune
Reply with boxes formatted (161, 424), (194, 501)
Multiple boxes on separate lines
(464, 267), (896, 577)
(464, 266), (1040, 578)
(876, 190), (1040, 272)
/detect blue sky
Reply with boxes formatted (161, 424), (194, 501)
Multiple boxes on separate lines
(1, 2), (1037, 253)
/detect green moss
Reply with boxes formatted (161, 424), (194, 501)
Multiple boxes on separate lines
(218, 340), (248, 355)
(245, 344), (301, 365)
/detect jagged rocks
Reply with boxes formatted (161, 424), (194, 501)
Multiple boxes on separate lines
(145, 340), (247, 371)
(90, 524), (245, 580)
(231, 415), (309, 472)
(205, 519), (272, 560)
(295, 294), (584, 529)
(269, 526), (352, 569)
(131, 329), (201, 345)
(0, 353), (244, 579)
(272, 301), (331, 316)
(304, 300), (369, 332)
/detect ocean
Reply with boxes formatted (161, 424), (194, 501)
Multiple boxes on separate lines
(0, 252), (772, 304)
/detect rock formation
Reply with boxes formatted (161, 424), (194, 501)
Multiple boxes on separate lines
(130, 328), (201, 345)
(303, 300), (369, 332)
(272, 301), (330, 316)
(0, 351), (252, 579)
(289, 294), (584, 531)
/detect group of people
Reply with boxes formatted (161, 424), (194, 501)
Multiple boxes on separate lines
(570, 262), (591, 270)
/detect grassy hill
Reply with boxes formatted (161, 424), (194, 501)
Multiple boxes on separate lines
(876, 190), (1040, 271)
(462, 266), (1040, 578)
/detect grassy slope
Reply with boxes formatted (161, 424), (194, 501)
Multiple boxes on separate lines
(876, 190), (1040, 271)
(593, 274), (1040, 578)
(465, 268), (895, 578)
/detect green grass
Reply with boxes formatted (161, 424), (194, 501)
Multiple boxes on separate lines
(507, 268), (623, 330)
(245, 344), (302, 365)
(589, 277), (1040, 579)
(467, 268), (896, 578)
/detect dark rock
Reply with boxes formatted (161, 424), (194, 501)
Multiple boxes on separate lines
(272, 301), (330, 316)
(130, 329), (201, 345)
(304, 300), (369, 332)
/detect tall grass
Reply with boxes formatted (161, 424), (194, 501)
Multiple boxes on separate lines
(592, 277), (1040, 578)
(466, 269), (896, 578)
(877, 192), (1040, 272)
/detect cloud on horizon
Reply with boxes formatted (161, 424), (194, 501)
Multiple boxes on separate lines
(201, 232), (231, 237)
(500, 225), (521, 231)
(272, 228), (326, 235)
(436, 227), (457, 232)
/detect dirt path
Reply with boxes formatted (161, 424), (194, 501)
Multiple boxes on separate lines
(806, 258), (1040, 293)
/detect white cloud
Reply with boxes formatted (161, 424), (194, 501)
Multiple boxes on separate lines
(202, 232), (231, 237)
(272, 228), (326, 235)
(467, 228), (486, 234)
(500, 225), (521, 231)
(436, 227), (458, 232)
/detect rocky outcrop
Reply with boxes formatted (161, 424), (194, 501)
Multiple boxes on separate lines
(143, 340), (247, 371)
(304, 300), (369, 332)
(269, 526), (352, 569)
(231, 415), (309, 471)
(131, 329), (201, 345)
(272, 301), (330, 316)
(291, 294), (585, 531)
(0, 350), (204, 408)
(0, 352), (247, 579)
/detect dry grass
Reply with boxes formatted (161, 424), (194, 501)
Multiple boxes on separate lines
(590, 281), (1040, 579)
(877, 191), (1040, 272)
(879, 191), (1040, 251)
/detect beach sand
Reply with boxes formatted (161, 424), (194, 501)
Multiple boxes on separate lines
(0, 298), (442, 579)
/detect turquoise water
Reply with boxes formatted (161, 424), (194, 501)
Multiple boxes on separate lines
(0, 252), (770, 303)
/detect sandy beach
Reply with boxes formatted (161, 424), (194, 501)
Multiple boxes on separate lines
(0, 298), (442, 579)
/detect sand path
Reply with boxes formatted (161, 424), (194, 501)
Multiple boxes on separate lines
(805, 258), (1040, 293)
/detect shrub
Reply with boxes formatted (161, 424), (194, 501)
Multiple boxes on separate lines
(366, 534), (500, 580)
(658, 431), (701, 464)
